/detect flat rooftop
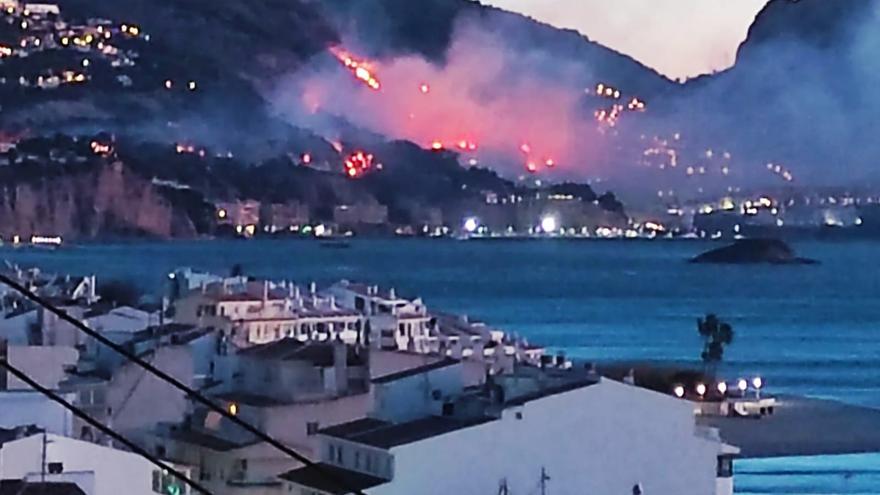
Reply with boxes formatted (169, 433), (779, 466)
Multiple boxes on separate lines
(280, 463), (386, 494)
(321, 415), (496, 449)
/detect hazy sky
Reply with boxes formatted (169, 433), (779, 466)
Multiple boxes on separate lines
(482, 0), (770, 80)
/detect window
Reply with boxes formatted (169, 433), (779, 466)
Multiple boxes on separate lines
(398, 323), (405, 336)
(306, 422), (320, 436)
(717, 455), (734, 478)
(328, 444), (336, 462)
(355, 297), (365, 311)
(354, 451), (361, 469)
(336, 444), (343, 464)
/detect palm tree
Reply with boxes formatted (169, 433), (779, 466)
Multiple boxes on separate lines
(697, 313), (734, 375)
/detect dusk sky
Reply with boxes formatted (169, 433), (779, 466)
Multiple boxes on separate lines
(483, 0), (770, 80)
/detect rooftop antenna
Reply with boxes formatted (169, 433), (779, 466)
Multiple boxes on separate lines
(540, 467), (550, 495)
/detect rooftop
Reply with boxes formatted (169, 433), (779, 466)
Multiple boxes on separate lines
(167, 427), (256, 452)
(279, 463), (386, 495)
(238, 340), (367, 367)
(320, 415), (496, 449)
(371, 358), (459, 384)
(504, 375), (601, 406)
(0, 480), (86, 495)
(213, 392), (288, 408)
(333, 281), (403, 302)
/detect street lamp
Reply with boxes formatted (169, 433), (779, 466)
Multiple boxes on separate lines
(717, 381), (728, 395)
(464, 217), (479, 233)
(695, 383), (707, 398)
(737, 378), (748, 394)
(673, 385), (685, 398)
(540, 215), (557, 234)
(752, 376), (763, 399)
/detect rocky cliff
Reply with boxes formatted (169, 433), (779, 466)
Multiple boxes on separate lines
(0, 162), (206, 240)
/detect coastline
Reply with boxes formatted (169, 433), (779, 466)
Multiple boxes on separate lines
(701, 396), (880, 458)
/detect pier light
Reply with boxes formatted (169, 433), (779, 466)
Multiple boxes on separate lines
(695, 383), (707, 397)
(737, 378), (748, 393)
(540, 215), (558, 233)
(463, 217), (479, 233)
(717, 381), (728, 395)
(672, 385), (685, 398)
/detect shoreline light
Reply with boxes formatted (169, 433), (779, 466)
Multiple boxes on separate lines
(540, 215), (557, 233)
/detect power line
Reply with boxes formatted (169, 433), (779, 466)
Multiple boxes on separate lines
(0, 274), (367, 495)
(0, 358), (211, 494)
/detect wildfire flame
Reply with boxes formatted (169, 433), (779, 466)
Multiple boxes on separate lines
(330, 46), (381, 91)
(344, 150), (374, 178)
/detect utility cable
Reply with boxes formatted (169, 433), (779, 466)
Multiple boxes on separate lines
(0, 274), (367, 495)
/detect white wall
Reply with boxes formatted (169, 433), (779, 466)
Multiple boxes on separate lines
(0, 391), (74, 435)
(373, 363), (464, 423)
(0, 434), (166, 495)
(105, 345), (193, 434)
(5, 345), (78, 390)
(0, 309), (36, 344)
(368, 379), (726, 495)
(260, 393), (374, 457)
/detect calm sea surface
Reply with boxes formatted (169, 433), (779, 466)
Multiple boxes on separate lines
(3, 239), (879, 493)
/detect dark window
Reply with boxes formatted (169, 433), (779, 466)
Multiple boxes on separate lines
(442, 402), (455, 416)
(717, 455), (734, 478)
(355, 297), (365, 311)
(306, 422), (320, 436)
(47, 462), (63, 474)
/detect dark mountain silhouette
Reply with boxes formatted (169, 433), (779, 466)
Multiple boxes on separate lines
(676, 0), (880, 184)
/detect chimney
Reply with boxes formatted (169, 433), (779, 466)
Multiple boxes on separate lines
(389, 288), (396, 299)
(262, 281), (269, 303)
(310, 282), (317, 294)
(332, 340), (349, 396)
(329, 296), (336, 310)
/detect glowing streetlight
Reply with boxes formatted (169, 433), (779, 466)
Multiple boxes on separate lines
(672, 385), (685, 398)
(737, 378), (748, 394)
(717, 381), (728, 395)
(463, 217), (479, 233)
(540, 215), (557, 233)
(695, 383), (707, 398)
(752, 376), (763, 399)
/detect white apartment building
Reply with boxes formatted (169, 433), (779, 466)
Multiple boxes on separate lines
(0, 434), (193, 495)
(174, 282), (362, 348)
(283, 375), (738, 495)
(325, 281), (431, 352)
